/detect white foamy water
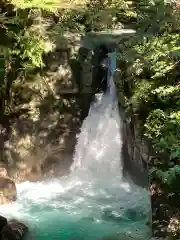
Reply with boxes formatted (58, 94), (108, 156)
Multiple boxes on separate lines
(71, 80), (122, 177)
(0, 77), (151, 239)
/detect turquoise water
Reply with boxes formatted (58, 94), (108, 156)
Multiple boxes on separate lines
(0, 80), (151, 240)
(26, 207), (149, 240)
(0, 177), (150, 240)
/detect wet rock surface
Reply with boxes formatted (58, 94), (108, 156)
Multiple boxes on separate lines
(0, 216), (28, 240)
(0, 216), (7, 232)
(0, 177), (17, 204)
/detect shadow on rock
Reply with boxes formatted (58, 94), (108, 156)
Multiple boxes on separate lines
(0, 217), (28, 240)
(0, 216), (7, 232)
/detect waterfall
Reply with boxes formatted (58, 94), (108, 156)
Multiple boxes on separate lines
(71, 78), (122, 178)
(0, 69), (151, 240)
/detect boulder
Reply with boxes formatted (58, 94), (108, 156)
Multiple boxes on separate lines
(0, 215), (7, 231)
(1, 219), (28, 240)
(0, 177), (17, 204)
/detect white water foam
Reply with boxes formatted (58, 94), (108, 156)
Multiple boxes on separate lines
(71, 79), (122, 177)
(0, 77), (151, 238)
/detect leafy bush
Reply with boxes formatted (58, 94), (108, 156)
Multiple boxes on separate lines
(116, 0), (180, 237)
(145, 110), (180, 160)
(144, 109), (167, 139)
(152, 86), (180, 111)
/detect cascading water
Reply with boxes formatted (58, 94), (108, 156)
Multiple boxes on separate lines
(0, 75), (151, 239)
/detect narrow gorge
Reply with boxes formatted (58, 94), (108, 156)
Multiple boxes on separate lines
(0, 1), (180, 238)
(0, 31), (152, 240)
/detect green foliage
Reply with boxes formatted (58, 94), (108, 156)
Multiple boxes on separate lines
(0, 0), (135, 122)
(116, 0), (180, 237)
(118, 0), (180, 160)
(131, 80), (155, 110)
(150, 165), (180, 188)
(0, 0), (135, 121)
(13, 29), (52, 69)
(145, 109), (167, 139)
(11, 0), (60, 11)
(53, 0), (136, 33)
(152, 86), (180, 111)
(145, 109), (180, 160)
(141, 86), (180, 160)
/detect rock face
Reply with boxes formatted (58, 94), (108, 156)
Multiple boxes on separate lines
(0, 217), (28, 240)
(113, 70), (149, 189)
(0, 41), (93, 183)
(0, 216), (7, 232)
(0, 177), (17, 204)
(0, 168), (8, 178)
(121, 116), (149, 188)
